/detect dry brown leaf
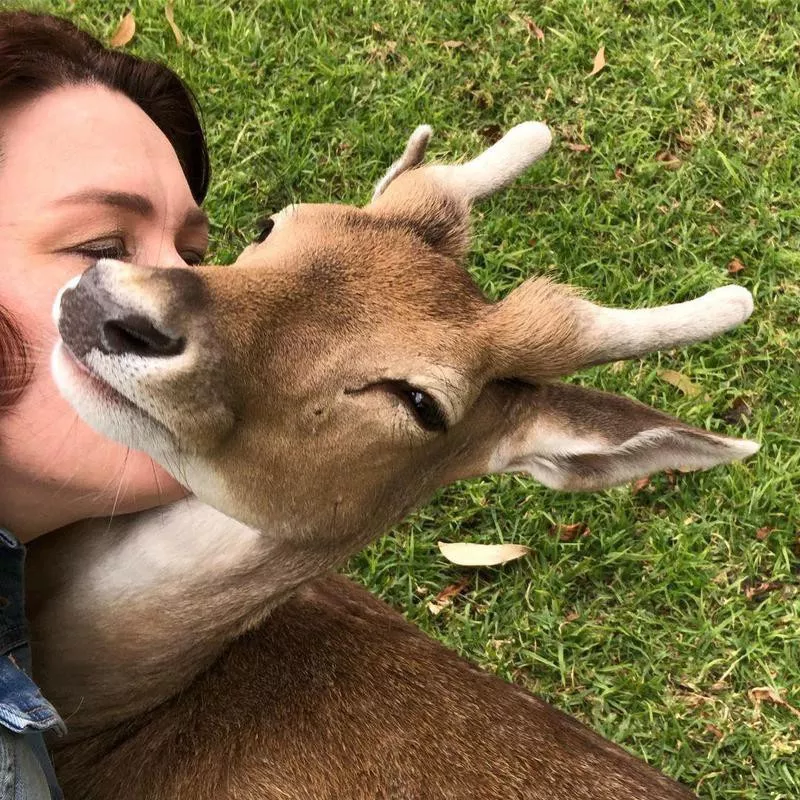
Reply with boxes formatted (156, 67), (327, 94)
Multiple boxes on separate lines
(165, 4), (184, 46)
(524, 17), (545, 41)
(109, 11), (136, 48)
(434, 577), (470, 605)
(550, 522), (590, 542)
(563, 610), (580, 623)
(727, 257), (746, 274)
(565, 142), (591, 152)
(756, 526), (775, 541)
(437, 541), (530, 567)
(705, 723), (725, 741)
(614, 165), (627, 180)
(720, 396), (752, 427)
(631, 476), (651, 495)
(589, 46), (606, 76)
(743, 579), (783, 601)
(655, 150), (681, 169)
(442, 40), (465, 49)
(748, 687), (800, 719)
(658, 369), (702, 397)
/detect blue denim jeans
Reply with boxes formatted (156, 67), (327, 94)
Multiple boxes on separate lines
(0, 530), (64, 799)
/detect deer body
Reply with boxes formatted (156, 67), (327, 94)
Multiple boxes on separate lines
(33, 121), (758, 798)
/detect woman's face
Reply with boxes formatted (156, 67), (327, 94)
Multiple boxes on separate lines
(0, 84), (209, 539)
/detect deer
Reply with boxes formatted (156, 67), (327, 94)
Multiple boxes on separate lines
(28, 120), (758, 800)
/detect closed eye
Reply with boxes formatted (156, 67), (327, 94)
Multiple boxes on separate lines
(347, 381), (449, 433)
(68, 237), (129, 262)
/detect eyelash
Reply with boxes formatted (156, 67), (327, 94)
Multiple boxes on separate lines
(70, 241), (205, 267)
(73, 244), (129, 261)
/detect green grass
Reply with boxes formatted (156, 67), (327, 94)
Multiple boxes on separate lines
(36, 0), (800, 796)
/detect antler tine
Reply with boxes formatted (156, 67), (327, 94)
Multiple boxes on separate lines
(430, 121), (552, 201)
(577, 285), (755, 367)
(371, 124), (433, 202)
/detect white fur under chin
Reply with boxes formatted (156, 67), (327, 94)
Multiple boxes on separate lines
(82, 497), (264, 602)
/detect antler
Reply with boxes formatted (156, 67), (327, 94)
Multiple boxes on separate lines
(575, 285), (754, 366)
(428, 121), (552, 201)
(488, 280), (755, 380)
(371, 121), (553, 205)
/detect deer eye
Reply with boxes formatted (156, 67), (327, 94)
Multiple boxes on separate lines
(253, 218), (275, 243)
(394, 382), (448, 433)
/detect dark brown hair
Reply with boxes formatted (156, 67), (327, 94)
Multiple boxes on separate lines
(0, 11), (210, 411)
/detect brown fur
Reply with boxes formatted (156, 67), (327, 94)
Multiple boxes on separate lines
(51, 574), (692, 800)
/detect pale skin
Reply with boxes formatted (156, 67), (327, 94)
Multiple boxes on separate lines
(0, 84), (209, 541)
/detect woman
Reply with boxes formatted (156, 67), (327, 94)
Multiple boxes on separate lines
(0, 11), (210, 797)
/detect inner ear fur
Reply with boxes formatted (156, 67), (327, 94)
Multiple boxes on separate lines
(469, 381), (759, 492)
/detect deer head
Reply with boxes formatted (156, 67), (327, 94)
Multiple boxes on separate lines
(52, 122), (758, 567)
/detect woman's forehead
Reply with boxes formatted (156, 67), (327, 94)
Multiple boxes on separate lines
(0, 84), (196, 217)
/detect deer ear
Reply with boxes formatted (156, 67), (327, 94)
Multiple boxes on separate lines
(483, 382), (759, 491)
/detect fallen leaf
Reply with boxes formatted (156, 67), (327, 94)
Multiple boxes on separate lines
(748, 687), (800, 719)
(742, 579), (784, 601)
(589, 46), (606, 76)
(165, 4), (184, 46)
(658, 369), (702, 397)
(727, 257), (746, 274)
(368, 40), (398, 63)
(614, 165), (627, 180)
(434, 577), (471, 605)
(705, 723), (724, 740)
(565, 141), (591, 152)
(655, 150), (681, 169)
(437, 541), (530, 567)
(524, 17), (545, 41)
(442, 40), (465, 49)
(109, 11), (136, 47)
(631, 476), (651, 495)
(490, 638), (512, 649)
(564, 610), (580, 623)
(756, 526), (775, 541)
(720, 397), (752, 427)
(550, 522), (590, 542)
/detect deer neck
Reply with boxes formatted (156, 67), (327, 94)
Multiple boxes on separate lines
(27, 496), (344, 740)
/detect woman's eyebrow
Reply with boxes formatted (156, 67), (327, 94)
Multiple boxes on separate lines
(54, 189), (209, 229)
(55, 189), (155, 217)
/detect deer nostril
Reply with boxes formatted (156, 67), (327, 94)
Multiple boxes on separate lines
(101, 315), (185, 358)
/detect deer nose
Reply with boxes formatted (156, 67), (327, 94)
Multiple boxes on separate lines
(56, 261), (187, 361)
(100, 314), (185, 358)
